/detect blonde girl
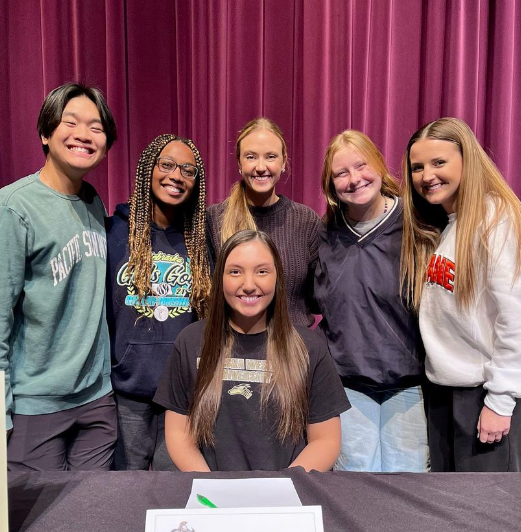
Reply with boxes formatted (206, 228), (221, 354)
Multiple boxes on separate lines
(401, 117), (521, 471)
(315, 130), (428, 472)
(207, 118), (320, 327)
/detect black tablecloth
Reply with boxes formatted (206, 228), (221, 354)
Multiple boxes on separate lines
(8, 469), (521, 532)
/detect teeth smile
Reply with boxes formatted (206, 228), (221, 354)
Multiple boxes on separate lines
(68, 146), (92, 154)
(426, 183), (442, 190)
(239, 295), (261, 302)
(163, 185), (182, 193)
(349, 183), (369, 193)
(253, 176), (271, 181)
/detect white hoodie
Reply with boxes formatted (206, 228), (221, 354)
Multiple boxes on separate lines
(420, 209), (521, 416)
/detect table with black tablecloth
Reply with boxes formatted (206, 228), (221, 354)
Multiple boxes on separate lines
(8, 469), (521, 532)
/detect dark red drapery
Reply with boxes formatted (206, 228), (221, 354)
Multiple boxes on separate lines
(1, 0), (520, 213)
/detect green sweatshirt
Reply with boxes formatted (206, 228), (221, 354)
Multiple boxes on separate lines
(0, 172), (111, 430)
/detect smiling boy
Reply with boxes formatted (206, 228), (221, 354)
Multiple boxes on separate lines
(0, 82), (118, 470)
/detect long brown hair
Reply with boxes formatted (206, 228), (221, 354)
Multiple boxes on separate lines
(188, 230), (309, 446)
(127, 134), (211, 318)
(321, 129), (400, 224)
(400, 117), (521, 310)
(220, 118), (288, 244)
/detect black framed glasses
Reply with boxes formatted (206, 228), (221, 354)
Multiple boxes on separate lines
(156, 157), (198, 180)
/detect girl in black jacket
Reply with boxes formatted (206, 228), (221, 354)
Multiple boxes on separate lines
(314, 130), (428, 472)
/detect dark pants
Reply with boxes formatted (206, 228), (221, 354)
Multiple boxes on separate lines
(114, 393), (176, 471)
(8, 392), (117, 471)
(425, 382), (521, 472)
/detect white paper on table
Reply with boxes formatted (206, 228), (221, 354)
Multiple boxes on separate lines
(0, 371), (8, 532)
(186, 477), (302, 509)
(145, 506), (323, 532)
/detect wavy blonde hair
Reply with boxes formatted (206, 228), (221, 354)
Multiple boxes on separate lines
(400, 117), (521, 310)
(220, 118), (288, 244)
(321, 130), (400, 224)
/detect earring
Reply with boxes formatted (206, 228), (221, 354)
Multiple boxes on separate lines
(282, 167), (286, 173)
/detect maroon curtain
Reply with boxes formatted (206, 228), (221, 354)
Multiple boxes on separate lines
(1, 0), (520, 214)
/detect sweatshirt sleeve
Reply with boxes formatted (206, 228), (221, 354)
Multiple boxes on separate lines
(0, 206), (29, 430)
(482, 218), (521, 416)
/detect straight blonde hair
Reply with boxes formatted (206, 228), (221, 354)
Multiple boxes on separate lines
(400, 117), (521, 310)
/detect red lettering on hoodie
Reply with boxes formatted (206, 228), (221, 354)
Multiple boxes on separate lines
(426, 254), (455, 293)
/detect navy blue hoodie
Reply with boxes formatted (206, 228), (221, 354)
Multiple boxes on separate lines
(106, 203), (198, 399)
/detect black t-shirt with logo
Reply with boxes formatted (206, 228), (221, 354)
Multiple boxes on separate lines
(154, 319), (350, 471)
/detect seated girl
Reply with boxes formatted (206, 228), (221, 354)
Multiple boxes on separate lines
(154, 230), (350, 471)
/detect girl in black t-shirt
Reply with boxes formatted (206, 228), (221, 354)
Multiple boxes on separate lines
(154, 230), (349, 471)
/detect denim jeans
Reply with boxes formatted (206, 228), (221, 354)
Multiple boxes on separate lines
(114, 393), (176, 471)
(335, 385), (429, 472)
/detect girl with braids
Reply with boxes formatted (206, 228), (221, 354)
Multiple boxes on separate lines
(106, 134), (211, 470)
(154, 230), (349, 471)
(314, 130), (428, 472)
(401, 117), (521, 471)
(207, 117), (320, 327)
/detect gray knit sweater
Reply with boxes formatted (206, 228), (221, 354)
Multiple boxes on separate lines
(207, 195), (320, 327)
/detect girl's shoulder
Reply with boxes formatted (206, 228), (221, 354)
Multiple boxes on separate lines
(106, 202), (130, 226)
(175, 319), (207, 349)
(282, 196), (320, 221)
(293, 324), (328, 361)
(207, 199), (226, 213)
(207, 200), (227, 220)
(483, 195), (512, 224)
(106, 203), (130, 248)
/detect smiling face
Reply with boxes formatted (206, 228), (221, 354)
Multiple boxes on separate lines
(238, 129), (285, 206)
(409, 139), (463, 214)
(41, 95), (107, 182)
(151, 141), (196, 227)
(331, 146), (384, 221)
(223, 239), (277, 334)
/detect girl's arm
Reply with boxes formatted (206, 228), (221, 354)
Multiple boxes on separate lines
(481, 216), (521, 442)
(289, 416), (341, 472)
(164, 410), (211, 472)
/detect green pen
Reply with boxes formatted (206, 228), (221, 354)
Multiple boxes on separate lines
(197, 494), (218, 508)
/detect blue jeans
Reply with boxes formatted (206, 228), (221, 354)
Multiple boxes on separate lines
(114, 393), (176, 471)
(335, 385), (429, 472)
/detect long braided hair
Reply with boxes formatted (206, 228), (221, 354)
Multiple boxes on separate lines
(128, 134), (211, 318)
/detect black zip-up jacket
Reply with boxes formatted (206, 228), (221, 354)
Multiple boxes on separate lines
(314, 198), (424, 392)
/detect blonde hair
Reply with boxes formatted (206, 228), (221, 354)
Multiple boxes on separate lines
(321, 130), (400, 224)
(400, 117), (521, 310)
(128, 134), (211, 318)
(189, 230), (309, 446)
(220, 118), (288, 244)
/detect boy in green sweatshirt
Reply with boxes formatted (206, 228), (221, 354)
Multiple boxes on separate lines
(0, 82), (118, 470)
